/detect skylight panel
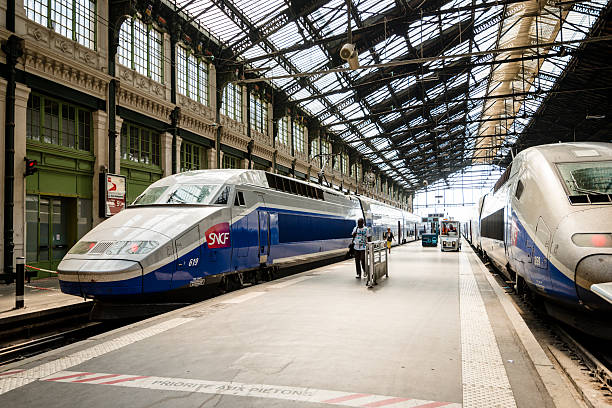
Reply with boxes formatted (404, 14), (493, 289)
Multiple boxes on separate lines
(290, 47), (329, 72)
(366, 88), (391, 106)
(357, 0), (395, 16)
(237, 0), (284, 24)
(374, 35), (406, 61)
(310, 72), (335, 89)
(269, 21), (303, 49)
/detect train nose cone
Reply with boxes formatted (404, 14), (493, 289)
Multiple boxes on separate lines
(58, 259), (143, 298)
(575, 254), (612, 312)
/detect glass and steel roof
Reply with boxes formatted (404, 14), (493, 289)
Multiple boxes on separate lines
(173, 0), (611, 190)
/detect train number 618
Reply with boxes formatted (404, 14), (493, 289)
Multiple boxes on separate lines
(188, 258), (199, 267)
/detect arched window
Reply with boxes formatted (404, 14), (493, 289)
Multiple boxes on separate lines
(222, 83), (243, 122)
(277, 116), (290, 146)
(310, 138), (319, 159)
(118, 18), (164, 83)
(293, 121), (305, 153)
(120, 123), (161, 166)
(180, 142), (204, 171)
(177, 46), (209, 105)
(249, 94), (268, 134)
(25, 0), (96, 49)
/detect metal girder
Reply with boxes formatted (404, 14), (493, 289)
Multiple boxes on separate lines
(227, 0), (332, 58)
(384, 82), (470, 135)
(351, 18), (475, 99)
(291, 1), (417, 189)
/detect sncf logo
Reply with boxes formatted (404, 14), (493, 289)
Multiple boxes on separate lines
(205, 223), (231, 249)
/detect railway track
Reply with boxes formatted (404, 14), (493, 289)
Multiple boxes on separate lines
(471, 243), (612, 406)
(0, 302), (127, 365)
(0, 322), (105, 365)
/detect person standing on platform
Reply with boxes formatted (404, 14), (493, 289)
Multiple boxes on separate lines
(385, 227), (395, 254)
(352, 218), (371, 279)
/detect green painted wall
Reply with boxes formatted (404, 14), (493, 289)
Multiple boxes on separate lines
(121, 162), (163, 203)
(26, 144), (94, 198)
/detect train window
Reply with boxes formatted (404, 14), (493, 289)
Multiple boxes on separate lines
(213, 186), (231, 204)
(493, 164), (512, 193)
(233, 191), (246, 207)
(556, 161), (612, 197)
(266, 175), (275, 189)
(515, 180), (524, 200)
(133, 186), (169, 205)
(265, 172), (325, 200)
(232, 191), (246, 206)
(167, 184), (218, 204)
(481, 208), (504, 241)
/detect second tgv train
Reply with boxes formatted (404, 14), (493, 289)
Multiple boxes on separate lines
(58, 170), (421, 303)
(465, 142), (612, 336)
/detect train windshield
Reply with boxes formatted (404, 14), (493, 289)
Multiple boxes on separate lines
(132, 184), (222, 205)
(556, 161), (612, 195)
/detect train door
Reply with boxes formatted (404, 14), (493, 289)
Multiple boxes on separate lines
(172, 225), (203, 288)
(532, 217), (552, 291)
(231, 190), (249, 260)
(398, 221), (401, 244)
(258, 210), (270, 264)
(256, 193), (270, 264)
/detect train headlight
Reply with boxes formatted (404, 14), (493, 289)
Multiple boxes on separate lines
(68, 241), (97, 254)
(105, 241), (159, 255)
(571, 233), (612, 248)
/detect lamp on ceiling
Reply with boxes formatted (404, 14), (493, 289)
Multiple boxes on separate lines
(340, 44), (359, 69)
(340, 0), (359, 70)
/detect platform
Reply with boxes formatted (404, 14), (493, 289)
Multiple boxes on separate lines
(0, 243), (580, 407)
(0, 277), (89, 319)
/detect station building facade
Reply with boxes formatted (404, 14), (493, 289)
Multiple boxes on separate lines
(0, 0), (413, 275)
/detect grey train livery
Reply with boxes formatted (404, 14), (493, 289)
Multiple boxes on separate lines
(58, 170), (421, 301)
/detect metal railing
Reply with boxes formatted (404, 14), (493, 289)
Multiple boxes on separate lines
(365, 240), (389, 288)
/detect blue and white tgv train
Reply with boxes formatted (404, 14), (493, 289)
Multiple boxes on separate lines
(474, 142), (612, 334)
(58, 170), (419, 300)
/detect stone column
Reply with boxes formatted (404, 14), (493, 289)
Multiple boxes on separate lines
(207, 148), (217, 169)
(160, 132), (173, 177)
(176, 135), (182, 172)
(13, 83), (32, 260)
(209, 64), (217, 113)
(14, 0), (28, 35)
(92, 110), (108, 227)
(114, 116), (123, 175)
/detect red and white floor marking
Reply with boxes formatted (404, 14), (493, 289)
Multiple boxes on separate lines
(42, 370), (460, 407)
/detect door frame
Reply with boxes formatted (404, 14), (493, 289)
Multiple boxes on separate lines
(26, 194), (78, 272)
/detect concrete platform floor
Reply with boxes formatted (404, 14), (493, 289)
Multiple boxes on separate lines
(0, 243), (577, 407)
(0, 277), (88, 318)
